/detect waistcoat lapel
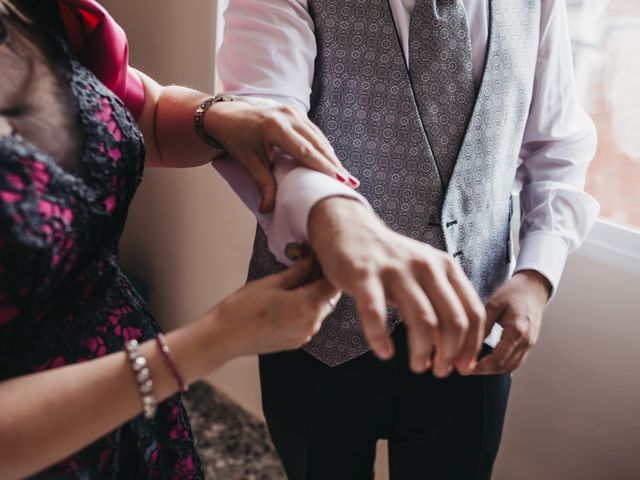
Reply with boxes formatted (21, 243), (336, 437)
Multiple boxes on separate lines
(442, 0), (540, 301)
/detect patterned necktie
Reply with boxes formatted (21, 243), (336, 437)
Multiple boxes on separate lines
(408, 0), (476, 188)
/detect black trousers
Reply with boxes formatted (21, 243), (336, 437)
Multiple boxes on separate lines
(259, 324), (511, 480)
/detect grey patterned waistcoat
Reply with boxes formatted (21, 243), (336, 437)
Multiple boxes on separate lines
(248, 0), (541, 366)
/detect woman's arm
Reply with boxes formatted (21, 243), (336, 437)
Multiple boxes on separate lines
(0, 259), (338, 479)
(134, 70), (357, 213)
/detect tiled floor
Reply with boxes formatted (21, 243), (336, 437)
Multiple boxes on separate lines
(183, 382), (286, 480)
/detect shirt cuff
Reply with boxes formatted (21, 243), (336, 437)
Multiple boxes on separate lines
(270, 167), (372, 265)
(514, 231), (570, 300)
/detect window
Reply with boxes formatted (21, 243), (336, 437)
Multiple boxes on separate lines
(568, 0), (640, 229)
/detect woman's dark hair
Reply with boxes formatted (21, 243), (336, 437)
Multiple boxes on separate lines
(0, 2), (8, 45)
(0, 1), (31, 23)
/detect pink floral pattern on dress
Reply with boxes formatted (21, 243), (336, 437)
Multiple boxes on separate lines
(0, 4), (202, 478)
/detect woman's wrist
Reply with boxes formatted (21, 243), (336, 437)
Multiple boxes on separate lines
(203, 100), (245, 149)
(163, 309), (238, 387)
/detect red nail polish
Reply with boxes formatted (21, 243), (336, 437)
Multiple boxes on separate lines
(336, 173), (346, 183)
(348, 177), (360, 187)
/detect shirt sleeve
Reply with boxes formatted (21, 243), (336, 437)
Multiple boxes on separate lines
(213, 154), (371, 266)
(217, 0), (315, 111)
(215, 0), (371, 265)
(514, 0), (600, 296)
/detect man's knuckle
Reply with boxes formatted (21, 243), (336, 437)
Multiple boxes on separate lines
(513, 322), (529, 339)
(422, 313), (438, 329)
(410, 257), (427, 270)
(262, 114), (282, 130)
(448, 316), (468, 335)
(413, 257), (436, 277)
(470, 306), (486, 325)
(298, 144), (311, 158)
(351, 263), (373, 281)
(485, 299), (500, 313)
(278, 104), (296, 115)
(442, 254), (456, 272)
(381, 262), (403, 279)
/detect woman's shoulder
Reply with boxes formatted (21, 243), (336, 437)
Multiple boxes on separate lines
(6, 0), (144, 120)
(56, 0), (145, 119)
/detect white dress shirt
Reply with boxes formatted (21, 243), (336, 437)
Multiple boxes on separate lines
(214, 0), (600, 295)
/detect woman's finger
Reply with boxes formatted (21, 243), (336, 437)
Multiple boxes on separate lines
(293, 116), (343, 170)
(268, 123), (358, 187)
(301, 278), (341, 316)
(239, 153), (278, 213)
(275, 125), (342, 180)
(304, 118), (338, 159)
(291, 121), (354, 182)
(280, 105), (340, 168)
(269, 257), (315, 289)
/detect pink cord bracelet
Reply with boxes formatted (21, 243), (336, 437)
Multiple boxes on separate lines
(156, 333), (188, 393)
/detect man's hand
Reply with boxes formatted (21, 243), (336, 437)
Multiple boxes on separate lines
(473, 270), (551, 375)
(308, 197), (486, 377)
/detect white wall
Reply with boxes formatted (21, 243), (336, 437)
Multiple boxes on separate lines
(494, 234), (640, 479)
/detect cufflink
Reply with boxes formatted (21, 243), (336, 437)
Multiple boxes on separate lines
(285, 242), (309, 261)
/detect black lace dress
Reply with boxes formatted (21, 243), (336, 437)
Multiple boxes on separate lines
(0, 7), (204, 479)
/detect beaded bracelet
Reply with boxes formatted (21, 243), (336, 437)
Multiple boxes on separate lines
(156, 333), (188, 393)
(124, 339), (157, 420)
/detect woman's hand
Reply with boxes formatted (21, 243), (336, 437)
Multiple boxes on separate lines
(206, 99), (360, 213)
(207, 256), (341, 356)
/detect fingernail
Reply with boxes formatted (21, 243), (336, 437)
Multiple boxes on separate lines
(348, 176), (360, 188)
(435, 364), (453, 378)
(335, 173), (347, 183)
(458, 359), (477, 376)
(411, 359), (425, 374)
(377, 343), (393, 360)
